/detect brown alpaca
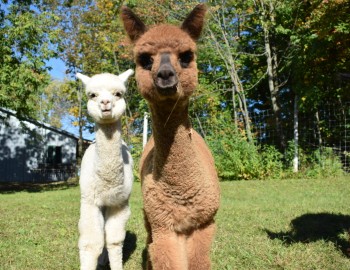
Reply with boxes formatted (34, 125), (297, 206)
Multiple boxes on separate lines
(121, 4), (220, 270)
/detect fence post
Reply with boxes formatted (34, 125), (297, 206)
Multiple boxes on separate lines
(293, 96), (299, 173)
(143, 112), (149, 149)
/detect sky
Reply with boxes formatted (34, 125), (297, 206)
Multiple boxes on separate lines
(47, 58), (67, 80)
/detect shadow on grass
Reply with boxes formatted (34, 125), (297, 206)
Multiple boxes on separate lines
(142, 247), (148, 270)
(96, 231), (138, 270)
(0, 179), (79, 194)
(264, 212), (350, 257)
(123, 231), (137, 263)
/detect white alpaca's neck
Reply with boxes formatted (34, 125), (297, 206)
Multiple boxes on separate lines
(94, 120), (124, 184)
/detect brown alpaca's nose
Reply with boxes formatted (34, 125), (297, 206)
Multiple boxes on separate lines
(157, 68), (175, 81)
(155, 53), (178, 93)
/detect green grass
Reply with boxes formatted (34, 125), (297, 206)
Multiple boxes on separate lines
(1, 176), (349, 269)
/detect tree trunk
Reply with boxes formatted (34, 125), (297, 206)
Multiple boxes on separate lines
(207, 21), (253, 142)
(315, 110), (323, 147)
(195, 112), (206, 138)
(314, 110), (324, 167)
(265, 35), (285, 150)
(232, 86), (238, 127)
(258, 0), (286, 150)
(229, 63), (253, 142)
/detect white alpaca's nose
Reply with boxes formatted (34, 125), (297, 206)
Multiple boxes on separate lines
(100, 99), (111, 105)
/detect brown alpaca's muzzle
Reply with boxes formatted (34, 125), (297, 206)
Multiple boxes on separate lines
(155, 53), (178, 96)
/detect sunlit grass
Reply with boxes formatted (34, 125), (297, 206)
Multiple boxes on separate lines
(0, 176), (349, 269)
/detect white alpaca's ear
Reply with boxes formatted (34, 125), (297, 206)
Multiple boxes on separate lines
(76, 73), (91, 85)
(118, 69), (134, 83)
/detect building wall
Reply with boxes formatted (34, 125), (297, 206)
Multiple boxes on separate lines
(0, 111), (78, 182)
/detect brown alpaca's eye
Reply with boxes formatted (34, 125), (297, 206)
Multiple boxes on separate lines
(179, 51), (194, 68)
(138, 53), (153, 70)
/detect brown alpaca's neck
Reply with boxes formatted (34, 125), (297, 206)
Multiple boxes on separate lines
(150, 102), (197, 184)
(95, 120), (124, 183)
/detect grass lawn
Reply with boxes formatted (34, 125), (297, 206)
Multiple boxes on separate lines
(0, 176), (349, 269)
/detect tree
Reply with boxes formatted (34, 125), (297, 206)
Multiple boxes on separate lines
(0, 0), (60, 118)
(41, 80), (70, 128)
(251, 0), (292, 150)
(291, 0), (350, 110)
(43, 0), (131, 162)
(206, 1), (260, 142)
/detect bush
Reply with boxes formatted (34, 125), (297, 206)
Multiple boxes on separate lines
(260, 145), (284, 179)
(127, 135), (143, 182)
(206, 128), (284, 180)
(284, 141), (344, 178)
(304, 147), (344, 178)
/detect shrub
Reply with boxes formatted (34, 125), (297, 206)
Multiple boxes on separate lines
(260, 145), (284, 179)
(304, 147), (344, 178)
(206, 128), (284, 180)
(284, 141), (344, 178)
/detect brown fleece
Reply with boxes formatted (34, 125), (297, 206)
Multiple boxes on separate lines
(121, 4), (220, 270)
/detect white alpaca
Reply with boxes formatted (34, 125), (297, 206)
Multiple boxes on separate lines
(76, 69), (134, 270)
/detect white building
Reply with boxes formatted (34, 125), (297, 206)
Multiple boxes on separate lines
(0, 108), (81, 183)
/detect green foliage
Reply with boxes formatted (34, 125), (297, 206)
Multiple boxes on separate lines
(284, 141), (344, 178)
(259, 144), (284, 179)
(304, 147), (344, 178)
(207, 126), (343, 181)
(128, 137), (143, 182)
(289, 0), (350, 112)
(0, 1), (61, 118)
(207, 129), (259, 180)
(206, 116), (284, 180)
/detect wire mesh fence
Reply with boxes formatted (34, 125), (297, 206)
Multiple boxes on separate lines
(196, 103), (350, 172)
(133, 102), (350, 173)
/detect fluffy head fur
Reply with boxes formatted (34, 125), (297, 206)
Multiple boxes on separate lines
(77, 70), (134, 124)
(121, 5), (206, 106)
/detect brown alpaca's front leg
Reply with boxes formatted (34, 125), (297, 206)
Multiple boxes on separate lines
(187, 222), (216, 270)
(149, 230), (188, 270)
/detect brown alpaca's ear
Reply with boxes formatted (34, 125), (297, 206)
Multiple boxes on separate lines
(120, 6), (147, 42)
(181, 4), (207, 41)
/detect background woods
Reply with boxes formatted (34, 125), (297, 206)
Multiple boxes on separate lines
(1, 0), (349, 180)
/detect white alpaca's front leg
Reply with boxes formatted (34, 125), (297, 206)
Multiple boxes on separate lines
(79, 202), (105, 270)
(105, 205), (131, 270)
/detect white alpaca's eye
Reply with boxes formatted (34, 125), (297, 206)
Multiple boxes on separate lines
(89, 93), (97, 99)
(115, 92), (122, 98)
